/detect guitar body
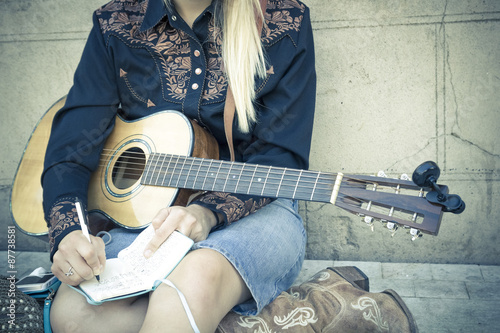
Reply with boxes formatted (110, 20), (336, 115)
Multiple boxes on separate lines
(10, 97), (67, 235)
(11, 99), (219, 235)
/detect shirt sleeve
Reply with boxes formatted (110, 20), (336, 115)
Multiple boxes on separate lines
(42, 12), (120, 260)
(190, 7), (316, 228)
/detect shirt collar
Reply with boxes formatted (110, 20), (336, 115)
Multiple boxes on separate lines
(140, 0), (169, 32)
(140, 0), (215, 32)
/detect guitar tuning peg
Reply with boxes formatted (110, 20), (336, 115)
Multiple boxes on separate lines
(377, 170), (388, 178)
(410, 228), (422, 241)
(400, 173), (410, 181)
(386, 222), (398, 237)
(363, 216), (375, 232)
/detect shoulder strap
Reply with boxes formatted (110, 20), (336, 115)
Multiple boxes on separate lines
(224, 0), (268, 162)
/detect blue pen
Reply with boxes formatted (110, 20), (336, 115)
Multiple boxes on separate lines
(75, 199), (101, 282)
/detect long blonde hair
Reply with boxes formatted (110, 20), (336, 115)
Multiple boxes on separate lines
(164, 0), (267, 133)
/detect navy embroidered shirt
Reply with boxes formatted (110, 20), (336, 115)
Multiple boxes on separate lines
(42, 0), (316, 259)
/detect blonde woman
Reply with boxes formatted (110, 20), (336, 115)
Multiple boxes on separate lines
(43, 0), (316, 332)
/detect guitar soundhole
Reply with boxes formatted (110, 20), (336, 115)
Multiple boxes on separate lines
(112, 147), (146, 190)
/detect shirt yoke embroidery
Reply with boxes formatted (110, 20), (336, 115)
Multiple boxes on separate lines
(95, 0), (305, 102)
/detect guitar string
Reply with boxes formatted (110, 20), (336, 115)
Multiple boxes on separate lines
(100, 151), (339, 199)
(97, 148), (410, 186)
(90, 151), (427, 228)
(96, 150), (420, 199)
(98, 148), (335, 180)
(335, 193), (423, 225)
(96, 153), (404, 195)
(98, 148), (415, 188)
(97, 149), (339, 186)
(93, 150), (425, 217)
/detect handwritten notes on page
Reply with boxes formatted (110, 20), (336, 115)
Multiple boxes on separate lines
(76, 226), (194, 304)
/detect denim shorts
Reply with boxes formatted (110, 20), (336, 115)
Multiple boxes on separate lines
(104, 198), (306, 315)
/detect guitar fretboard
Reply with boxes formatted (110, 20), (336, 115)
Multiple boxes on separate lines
(141, 153), (336, 203)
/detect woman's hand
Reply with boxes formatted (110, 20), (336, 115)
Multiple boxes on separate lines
(51, 231), (106, 286)
(143, 205), (219, 259)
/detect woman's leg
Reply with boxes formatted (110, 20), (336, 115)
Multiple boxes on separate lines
(50, 248), (249, 333)
(140, 248), (251, 333)
(50, 284), (148, 333)
(50, 199), (302, 332)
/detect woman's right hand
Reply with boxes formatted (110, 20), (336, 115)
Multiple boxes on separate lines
(51, 230), (106, 286)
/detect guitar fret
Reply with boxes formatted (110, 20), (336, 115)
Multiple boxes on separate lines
(234, 163), (245, 193)
(150, 153), (160, 185)
(191, 158), (203, 189)
(159, 155), (171, 186)
(211, 161), (223, 191)
(202, 159), (213, 190)
(311, 172), (321, 201)
(292, 170), (303, 199)
(261, 167), (272, 196)
(168, 156), (179, 186)
(151, 156), (163, 185)
(276, 168), (287, 197)
(225, 163), (241, 192)
(183, 157), (194, 189)
(247, 165), (258, 194)
(142, 153), (153, 184)
(222, 162), (233, 192)
(175, 157), (187, 188)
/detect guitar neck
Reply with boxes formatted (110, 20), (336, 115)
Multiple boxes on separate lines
(141, 153), (337, 203)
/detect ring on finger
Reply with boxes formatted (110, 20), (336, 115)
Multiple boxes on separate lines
(65, 266), (74, 277)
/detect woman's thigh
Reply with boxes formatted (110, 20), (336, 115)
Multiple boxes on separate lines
(193, 198), (307, 315)
(50, 283), (148, 333)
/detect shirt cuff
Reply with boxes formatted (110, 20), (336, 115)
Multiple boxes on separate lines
(47, 198), (81, 262)
(189, 192), (273, 230)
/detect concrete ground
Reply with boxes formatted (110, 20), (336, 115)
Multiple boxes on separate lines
(2, 251), (499, 332)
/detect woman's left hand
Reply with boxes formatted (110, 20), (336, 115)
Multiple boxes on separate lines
(143, 204), (219, 258)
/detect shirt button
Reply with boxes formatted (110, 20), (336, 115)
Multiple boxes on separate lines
(171, 15), (177, 21)
(192, 83), (199, 90)
(194, 50), (201, 57)
(195, 68), (202, 75)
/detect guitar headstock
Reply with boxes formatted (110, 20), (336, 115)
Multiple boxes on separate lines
(333, 161), (465, 240)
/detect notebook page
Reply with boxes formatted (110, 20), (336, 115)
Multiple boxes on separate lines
(118, 226), (194, 284)
(78, 258), (150, 302)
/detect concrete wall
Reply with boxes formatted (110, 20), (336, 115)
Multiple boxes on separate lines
(1, 0), (499, 264)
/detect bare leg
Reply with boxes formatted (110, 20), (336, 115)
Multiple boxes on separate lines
(51, 248), (250, 333)
(50, 283), (148, 333)
(140, 248), (251, 333)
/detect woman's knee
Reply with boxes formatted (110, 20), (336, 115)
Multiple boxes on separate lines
(168, 248), (249, 306)
(50, 284), (97, 333)
(172, 249), (229, 289)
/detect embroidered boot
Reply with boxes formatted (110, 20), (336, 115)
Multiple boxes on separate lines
(217, 266), (418, 333)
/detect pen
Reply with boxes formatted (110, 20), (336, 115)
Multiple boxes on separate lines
(75, 198), (100, 282)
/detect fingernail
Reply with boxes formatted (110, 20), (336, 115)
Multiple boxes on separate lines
(93, 267), (101, 275)
(144, 250), (152, 259)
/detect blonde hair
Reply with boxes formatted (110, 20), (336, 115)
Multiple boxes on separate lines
(164, 0), (267, 133)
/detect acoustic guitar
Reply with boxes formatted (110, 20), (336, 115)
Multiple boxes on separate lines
(10, 97), (464, 239)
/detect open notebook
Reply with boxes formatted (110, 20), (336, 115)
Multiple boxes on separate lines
(70, 226), (194, 305)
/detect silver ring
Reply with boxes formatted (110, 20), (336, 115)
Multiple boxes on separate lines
(65, 266), (74, 277)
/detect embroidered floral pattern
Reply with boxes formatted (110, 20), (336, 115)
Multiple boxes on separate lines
(263, 0), (305, 44)
(274, 307), (318, 329)
(194, 192), (272, 224)
(48, 200), (81, 257)
(351, 296), (390, 331)
(95, 0), (305, 104)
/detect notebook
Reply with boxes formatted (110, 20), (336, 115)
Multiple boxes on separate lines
(70, 226), (194, 305)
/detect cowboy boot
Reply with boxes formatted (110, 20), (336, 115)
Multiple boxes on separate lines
(217, 266), (418, 333)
